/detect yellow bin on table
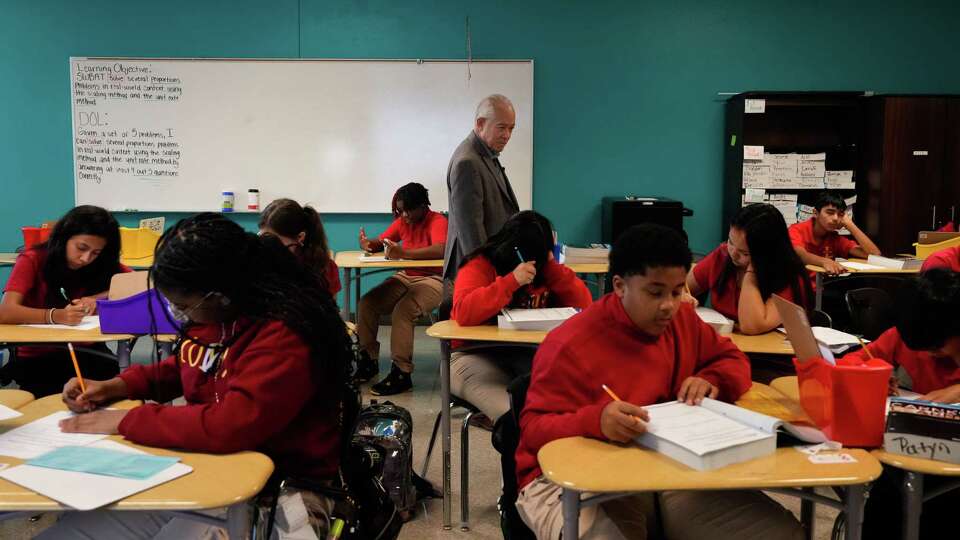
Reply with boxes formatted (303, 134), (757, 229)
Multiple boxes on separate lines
(915, 236), (960, 260)
(120, 227), (161, 259)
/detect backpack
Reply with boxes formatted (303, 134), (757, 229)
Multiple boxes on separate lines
(350, 400), (417, 521)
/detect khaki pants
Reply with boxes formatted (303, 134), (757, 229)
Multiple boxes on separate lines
(357, 272), (442, 373)
(450, 347), (534, 421)
(517, 476), (804, 540)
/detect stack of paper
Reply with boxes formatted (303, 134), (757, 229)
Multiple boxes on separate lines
(743, 153), (829, 190)
(560, 245), (609, 264)
(778, 326), (865, 354)
(498, 308), (579, 331)
(22, 316), (100, 331)
(696, 307), (734, 334)
(866, 255), (923, 270)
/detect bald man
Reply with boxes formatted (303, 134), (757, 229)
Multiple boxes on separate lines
(443, 94), (520, 283)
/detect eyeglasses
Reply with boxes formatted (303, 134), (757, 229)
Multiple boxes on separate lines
(166, 291), (215, 323)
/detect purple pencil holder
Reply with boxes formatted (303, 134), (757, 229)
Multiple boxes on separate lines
(97, 289), (181, 334)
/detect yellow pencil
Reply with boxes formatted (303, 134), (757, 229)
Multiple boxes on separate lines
(67, 343), (86, 393)
(602, 384), (643, 425)
(857, 337), (874, 359)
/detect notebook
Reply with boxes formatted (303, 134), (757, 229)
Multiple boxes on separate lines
(497, 308), (579, 331)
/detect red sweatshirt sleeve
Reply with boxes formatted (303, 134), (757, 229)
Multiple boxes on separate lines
(379, 218), (403, 243)
(4, 250), (40, 295)
(452, 258), (522, 325)
(118, 324), (317, 454)
(325, 260), (342, 296)
(119, 353), (184, 403)
(686, 310), (752, 401)
(542, 260), (593, 308)
(520, 340), (607, 453)
(841, 327), (899, 366)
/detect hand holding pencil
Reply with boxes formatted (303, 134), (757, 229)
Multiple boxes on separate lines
(600, 384), (649, 443)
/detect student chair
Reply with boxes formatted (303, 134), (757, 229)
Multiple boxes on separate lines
(809, 309), (833, 328)
(844, 287), (895, 341)
(492, 374), (536, 540)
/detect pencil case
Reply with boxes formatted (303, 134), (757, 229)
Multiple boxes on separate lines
(97, 289), (180, 334)
(793, 355), (892, 447)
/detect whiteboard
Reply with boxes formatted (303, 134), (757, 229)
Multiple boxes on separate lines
(70, 58), (534, 213)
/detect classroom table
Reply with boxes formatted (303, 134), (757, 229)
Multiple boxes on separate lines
(539, 382), (881, 540)
(0, 390), (34, 409)
(0, 252), (151, 270)
(0, 253), (16, 267)
(771, 376), (960, 540)
(424, 319), (791, 529)
(806, 259), (920, 311)
(0, 395), (273, 539)
(335, 250), (609, 321)
(0, 324), (138, 375)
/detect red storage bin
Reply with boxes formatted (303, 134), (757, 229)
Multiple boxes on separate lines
(21, 227), (51, 249)
(793, 355), (893, 447)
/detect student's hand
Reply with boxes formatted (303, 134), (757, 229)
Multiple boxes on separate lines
(383, 238), (404, 259)
(680, 291), (699, 307)
(512, 261), (537, 286)
(822, 260), (845, 275)
(74, 297), (98, 316)
(840, 213), (855, 230)
(59, 409), (128, 435)
(600, 400), (649, 443)
(922, 384), (960, 404)
(677, 376), (718, 405)
(63, 377), (127, 413)
(888, 375), (900, 397)
(53, 303), (87, 325)
(359, 227), (372, 252)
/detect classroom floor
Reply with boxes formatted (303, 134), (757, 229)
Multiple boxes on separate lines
(1, 328), (843, 539)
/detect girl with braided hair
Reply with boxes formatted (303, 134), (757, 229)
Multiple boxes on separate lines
(50, 213), (351, 539)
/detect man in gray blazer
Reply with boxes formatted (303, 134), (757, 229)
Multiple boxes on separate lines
(443, 94), (520, 283)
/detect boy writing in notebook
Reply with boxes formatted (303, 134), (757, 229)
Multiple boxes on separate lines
(788, 191), (880, 275)
(514, 224), (803, 540)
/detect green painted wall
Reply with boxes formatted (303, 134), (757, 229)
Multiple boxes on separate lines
(3, 0), (960, 297)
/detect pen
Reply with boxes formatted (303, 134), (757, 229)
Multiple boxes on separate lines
(67, 343), (86, 393)
(59, 287), (70, 303)
(515, 247), (525, 264)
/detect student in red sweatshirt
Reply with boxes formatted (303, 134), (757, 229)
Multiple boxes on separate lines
(688, 203), (814, 334)
(451, 210), (591, 422)
(354, 182), (447, 394)
(788, 191), (880, 275)
(0, 206), (128, 397)
(259, 198), (341, 297)
(843, 268), (960, 538)
(515, 224), (804, 540)
(921, 245), (960, 272)
(49, 213), (351, 539)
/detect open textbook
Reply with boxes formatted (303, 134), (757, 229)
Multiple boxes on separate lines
(635, 398), (826, 471)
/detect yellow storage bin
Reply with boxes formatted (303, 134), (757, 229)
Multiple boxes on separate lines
(120, 227), (161, 259)
(915, 236), (960, 260)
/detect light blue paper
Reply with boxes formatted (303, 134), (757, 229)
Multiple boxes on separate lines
(27, 446), (180, 480)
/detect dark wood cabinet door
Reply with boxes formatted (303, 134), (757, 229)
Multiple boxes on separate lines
(878, 97), (946, 254)
(940, 98), (960, 229)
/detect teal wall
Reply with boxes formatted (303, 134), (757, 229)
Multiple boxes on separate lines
(3, 0), (960, 297)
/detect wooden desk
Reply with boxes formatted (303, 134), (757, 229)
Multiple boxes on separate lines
(0, 324), (138, 372)
(539, 437), (879, 540)
(806, 258), (920, 310)
(0, 390), (34, 409)
(771, 375), (960, 540)
(0, 395), (273, 538)
(727, 331), (794, 355)
(334, 251), (610, 321)
(425, 320), (544, 529)
(0, 253), (152, 270)
(0, 253), (16, 267)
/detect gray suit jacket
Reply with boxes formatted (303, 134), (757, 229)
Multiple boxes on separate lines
(443, 131), (520, 280)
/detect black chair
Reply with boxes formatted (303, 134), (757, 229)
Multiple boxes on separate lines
(491, 374), (536, 540)
(809, 309), (833, 328)
(844, 287), (895, 340)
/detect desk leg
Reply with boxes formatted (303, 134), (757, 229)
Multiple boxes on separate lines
(342, 267), (352, 321)
(598, 273), (606, 296)
(440, 339), (452, 530)
(902, 471), (923, 540)
(800, 488), (815, 540)
(226, 502), (252, 540)
(815, 273), (823, 311)
(844, 484), (867, 540)
(562, 489), (580, 540)
(117, 339), (132, 370)
(354, 269), (361, 323)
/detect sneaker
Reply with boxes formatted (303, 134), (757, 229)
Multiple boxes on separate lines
(353, 351), (379, 383)
(370, 366), (412, 396)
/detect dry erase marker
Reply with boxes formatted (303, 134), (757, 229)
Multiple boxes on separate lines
(67, 343), (86, 393)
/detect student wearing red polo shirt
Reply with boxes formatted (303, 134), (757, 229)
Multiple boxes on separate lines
(259, 198), (341, 297)
(788, 191), (880, 275)
(688, 203), (813, 335)
(451, 210), (591, 422)
(921, 245), (960, 272)
(49, 213), (350, 539)
(0, 206), (128, 397)
(354, 182), (447, 395)
(515, 224), (803, 540)
(842, 268), (960, 538)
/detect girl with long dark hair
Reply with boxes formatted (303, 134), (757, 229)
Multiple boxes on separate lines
(259, 198), (341, 297)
